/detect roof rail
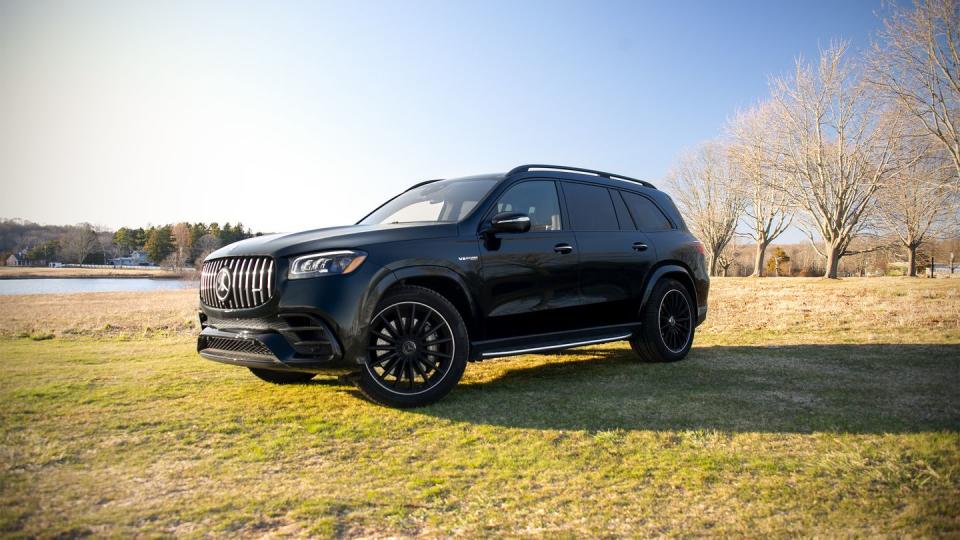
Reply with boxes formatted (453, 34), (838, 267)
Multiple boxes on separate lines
(405, 178), (444, 191)
(506, 164), (656, 189)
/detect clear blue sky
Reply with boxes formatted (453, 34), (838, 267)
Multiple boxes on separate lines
(0, 0), (889, 236)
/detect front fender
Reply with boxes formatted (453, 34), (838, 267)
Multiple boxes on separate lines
(348, 264), (479, 364)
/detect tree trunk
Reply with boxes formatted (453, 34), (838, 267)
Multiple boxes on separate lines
(708, 252), (718, 277)
(824, 245), (841, 279)
(907, 245), (917, 277)
(752, 242), (768, 277)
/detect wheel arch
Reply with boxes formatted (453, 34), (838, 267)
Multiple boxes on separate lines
(640, 263), (698, 316)
(379, 266), (479, 337)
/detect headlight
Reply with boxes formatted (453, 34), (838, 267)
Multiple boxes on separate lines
(288, 250), (367, 279)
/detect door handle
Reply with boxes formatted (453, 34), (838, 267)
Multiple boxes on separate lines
(553, 243), (574, 254)
(632, 242), (649, 252)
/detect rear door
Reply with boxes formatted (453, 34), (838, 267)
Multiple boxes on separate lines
(561, 182), (657, 324)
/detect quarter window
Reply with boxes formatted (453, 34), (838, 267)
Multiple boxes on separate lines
(494, 181), (562, 231)
(563, 183), (619, 231)
(621, 192), (673, 231)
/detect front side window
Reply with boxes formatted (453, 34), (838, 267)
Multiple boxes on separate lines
(494, 181), (562, 231)
(563, 182), (619, 231)
(361, 178), (497, 225)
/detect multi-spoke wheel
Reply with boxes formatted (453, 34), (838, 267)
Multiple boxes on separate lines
(357, 286), (468, 407)
(658, 289), (692, 353)
(630, 278), (695, 363)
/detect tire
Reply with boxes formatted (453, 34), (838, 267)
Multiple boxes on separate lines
(356, 285), (469, 408)
(249, 368), (316, 384)
(630, 278), (695, 363)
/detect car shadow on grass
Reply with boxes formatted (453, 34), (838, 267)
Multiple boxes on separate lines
(418, 343), (960, 434)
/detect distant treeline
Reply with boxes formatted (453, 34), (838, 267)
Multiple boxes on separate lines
(0, 218), (261, 268)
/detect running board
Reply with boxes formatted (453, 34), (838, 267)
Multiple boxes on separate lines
(469, 323), (640, 361)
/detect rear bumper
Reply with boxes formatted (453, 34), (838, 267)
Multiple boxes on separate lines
(197, 313), (346, 372)
(697, 305), (707, 325)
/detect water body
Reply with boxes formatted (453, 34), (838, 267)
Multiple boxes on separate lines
(0, 278), (196, 295)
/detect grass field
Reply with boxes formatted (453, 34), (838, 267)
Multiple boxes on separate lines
(0, 278), (958, 537)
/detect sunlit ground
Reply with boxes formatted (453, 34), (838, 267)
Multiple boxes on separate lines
(1, 278), (957, 537)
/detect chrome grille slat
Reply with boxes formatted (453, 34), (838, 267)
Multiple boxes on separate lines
(253, 258), (263, 305)
(244, 258), (252, 307)
(238, 258), (247, 308)
(199, 256), (275, 310)
(230, 258), (240, 308)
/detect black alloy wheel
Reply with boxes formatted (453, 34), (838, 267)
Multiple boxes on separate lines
(658, 289), (693, 353)
(629, 278), (695, 363)
(367, 301), (455, 392)
(357, 285), (469, 407)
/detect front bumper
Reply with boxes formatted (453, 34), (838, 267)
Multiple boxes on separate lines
(197, 313), (344, 372)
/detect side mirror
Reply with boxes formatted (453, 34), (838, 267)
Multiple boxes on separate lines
(490, 212), (531, 233)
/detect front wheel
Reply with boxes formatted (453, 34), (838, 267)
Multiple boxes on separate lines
(630, 278), (695, 363)
(357, 286), (469, 408)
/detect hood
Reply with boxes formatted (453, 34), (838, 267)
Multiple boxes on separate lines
(206, 222), (459, 260)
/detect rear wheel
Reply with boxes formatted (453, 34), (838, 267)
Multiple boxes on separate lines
(248, 368), (316, 384)
(357, 286), (468, 408)
(630, 278), (694, 363)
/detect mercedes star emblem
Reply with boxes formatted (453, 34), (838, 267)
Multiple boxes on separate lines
(215, 267), (232, 302)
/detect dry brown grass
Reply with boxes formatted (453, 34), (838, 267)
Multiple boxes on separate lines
(0, 266), (189, 279)
(701, 277), (960, 344)
(0, 290), (198, 338)
(1, 277), (957, 343)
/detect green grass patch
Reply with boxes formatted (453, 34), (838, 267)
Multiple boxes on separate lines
(0, 331), (957, 537)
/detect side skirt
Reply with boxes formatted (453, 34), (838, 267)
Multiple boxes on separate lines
(469, 322), (641, 361)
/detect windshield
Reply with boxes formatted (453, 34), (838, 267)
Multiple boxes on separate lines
(360, 178), (497, 225)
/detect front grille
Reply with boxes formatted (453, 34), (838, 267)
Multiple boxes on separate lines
(200, 256), (276, 309)
(202, 336), (273, 356)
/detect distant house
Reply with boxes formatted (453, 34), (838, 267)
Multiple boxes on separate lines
(109, 251), (154, 267)
(6, 253), (27, 266)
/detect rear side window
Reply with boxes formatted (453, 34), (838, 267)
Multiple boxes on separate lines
(563, 183), (619, 231)
(610, 189), (635, 230)
(621, 192), (673, 231)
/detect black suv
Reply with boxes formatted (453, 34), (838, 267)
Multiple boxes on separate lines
(197, 165), (709, 407)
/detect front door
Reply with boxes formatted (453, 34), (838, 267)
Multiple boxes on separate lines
(478, 179), (579, 338)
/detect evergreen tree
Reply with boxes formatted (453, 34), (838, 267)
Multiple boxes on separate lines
(144, 226), (173, 264)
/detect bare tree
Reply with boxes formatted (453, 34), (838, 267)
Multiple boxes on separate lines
(879, 144), (957, 275)
(868, 0), (960, 183)
(728, 102), (795, 276)
(668, 141), (745, 276)
(770, 43), (898, 278)
(194, 233), (222, 270)
(60, 223), (100, 264)
(171, 222), (193, 270)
